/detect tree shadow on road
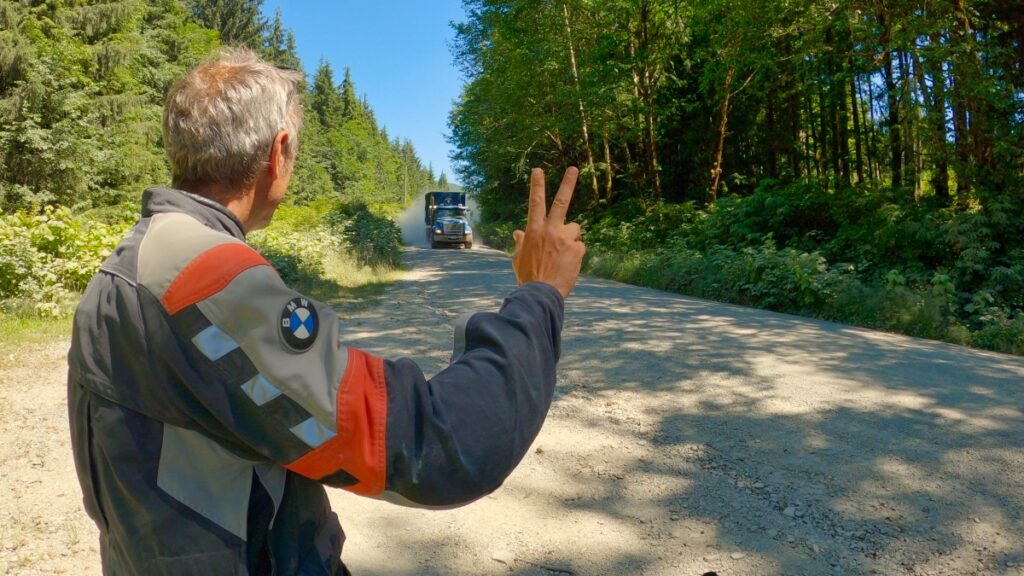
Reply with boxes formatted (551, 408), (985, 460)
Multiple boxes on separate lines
(335, 246), (1024, 576)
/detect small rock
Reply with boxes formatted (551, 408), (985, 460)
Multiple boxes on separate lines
(753, 482), (765, 489)
(973, 517), (981, 524)
(810, 544), (821, 554)
(730, 552), (747, 560)
(670, 515), (679, 521)
(783, 506), (796, 517)
(491, 550), (515, 566)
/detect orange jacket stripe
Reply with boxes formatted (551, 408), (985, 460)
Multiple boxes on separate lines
(161, 244), (270, 315)
(285, 348), (388, 496)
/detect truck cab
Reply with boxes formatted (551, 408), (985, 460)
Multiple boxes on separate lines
(425, 192), (473, 249)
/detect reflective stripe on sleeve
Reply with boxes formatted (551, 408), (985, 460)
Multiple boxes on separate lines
(191, 325), (240, 361)
(285, 348), (388, 496)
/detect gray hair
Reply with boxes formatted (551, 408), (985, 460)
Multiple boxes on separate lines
(163, 48), (304, 192)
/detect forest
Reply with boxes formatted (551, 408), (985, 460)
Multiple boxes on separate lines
(449, 0), (1024, 354)
(0, 0), (433, 319)
(1, 0), (1022, 355)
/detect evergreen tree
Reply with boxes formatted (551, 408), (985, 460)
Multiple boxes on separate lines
(310, 59), (343, 127)
(263, 8), (300, 69)
(187, 0), (266, 49)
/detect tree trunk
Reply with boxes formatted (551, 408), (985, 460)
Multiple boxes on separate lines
(819, 83), (832, 182)
(850, 72), (865, 184)
(951, 72), (972, 207)
(637, 0), (662, 199)
(790, 82), (803, 179)
(913, 37), (950, 203)
(827, 24), (851, 188)
(865, 73), (880, 182)
(767, 98), (779, 179)
(836, 77), (851, 187)
(899, 50), (920, 200)
(709, 66), (734, 202)
(602, 132), (613, 203)
(952, 0), (992, 194)
(562, 3), (599, 201)
(807, 89), (821, 179)
(627, 32), (649, 195)
(882, 14), (902, 188)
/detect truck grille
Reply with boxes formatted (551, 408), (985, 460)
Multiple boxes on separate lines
(443, 223), (465, 235)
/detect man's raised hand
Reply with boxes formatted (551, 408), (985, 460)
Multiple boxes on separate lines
(512, 167), (586, 299)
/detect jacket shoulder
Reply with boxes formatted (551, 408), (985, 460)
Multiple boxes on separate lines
(137, 212), (270, 315)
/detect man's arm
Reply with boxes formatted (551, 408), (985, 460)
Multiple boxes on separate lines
(152, 167), (583, 506)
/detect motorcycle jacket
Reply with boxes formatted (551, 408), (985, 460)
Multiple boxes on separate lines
(67, 187), (564, 575)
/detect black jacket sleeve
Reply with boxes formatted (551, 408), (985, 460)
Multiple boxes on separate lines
(379, 281), (564, 507)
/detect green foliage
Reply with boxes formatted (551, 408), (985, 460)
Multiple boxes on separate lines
(0, 0), (218, 211)
(580, 182), (1024, 355)
(0, 1), (426, 322)
(249, 222), (340, 286)
(451, 0), (1023, 357)
(581, 198), (701, 254)
(325, 202), (402, 269)
(0, 0), (436, 213)
(247, 200), (402, 309)
(187, 0), (265, 50)
(0, 206), (130, 317)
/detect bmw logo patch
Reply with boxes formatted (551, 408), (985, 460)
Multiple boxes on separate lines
(280, 297), (318, 352)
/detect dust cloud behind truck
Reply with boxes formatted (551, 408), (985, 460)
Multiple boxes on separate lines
(424, 191), (473, 249)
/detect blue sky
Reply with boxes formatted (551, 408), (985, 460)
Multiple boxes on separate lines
(263, 0), (468, 185)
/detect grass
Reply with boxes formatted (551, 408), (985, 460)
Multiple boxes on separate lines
(295, 252), (404, 315)
(0, 314), (71, 348)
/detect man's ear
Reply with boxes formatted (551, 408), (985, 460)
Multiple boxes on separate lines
(268, 130), (291, 179)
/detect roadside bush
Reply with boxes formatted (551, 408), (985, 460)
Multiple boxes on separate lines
(582, 198), (701, 254)
(1, 198), (404, 319)
(588, 239), (844, 315)
(0, 206), (130, 317)
(571, 181), (1024, 355)
(325, 202), (402, 268)
(249, 225), (341, 286)
(478, 219), (519, 252)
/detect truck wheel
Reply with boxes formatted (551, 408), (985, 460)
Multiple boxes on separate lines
(431, 240), (439, 249)
(464, 241), (473, 249)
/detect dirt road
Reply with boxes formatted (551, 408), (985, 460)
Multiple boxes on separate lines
(3, 246), (1023, 575)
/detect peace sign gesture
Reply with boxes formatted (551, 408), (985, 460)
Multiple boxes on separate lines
(512, 167), (586, 299)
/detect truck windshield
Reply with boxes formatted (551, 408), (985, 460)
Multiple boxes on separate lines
(435, 208), (466, 219)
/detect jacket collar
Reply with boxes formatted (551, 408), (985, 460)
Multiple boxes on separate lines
(141, 187), (246, 241)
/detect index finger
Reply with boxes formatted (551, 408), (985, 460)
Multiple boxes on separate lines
(547, 167), (579, 225)
(527, 168), (546, 229)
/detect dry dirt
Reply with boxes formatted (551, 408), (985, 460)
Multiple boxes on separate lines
(2, 245), (1024, 576)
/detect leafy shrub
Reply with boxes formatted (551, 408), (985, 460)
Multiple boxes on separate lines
(249, 226), (342, 286)
(572, 182), (1024, 355)
(478, 219), (519, 252)
(0, 206), (130, 316)
(588, 239), (845, 315)
(325, 202), (402, 268)
(581, 198), (701, 254)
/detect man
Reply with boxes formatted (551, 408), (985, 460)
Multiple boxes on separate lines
(67, 49), (584, 575)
